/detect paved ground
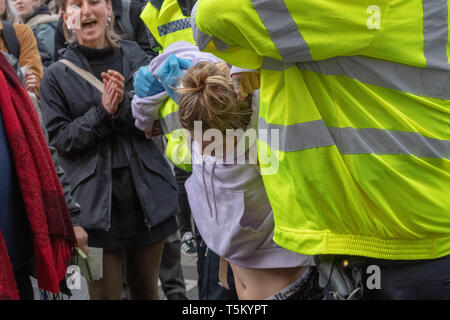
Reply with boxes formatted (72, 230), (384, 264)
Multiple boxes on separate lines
(32, 251), (199, 300)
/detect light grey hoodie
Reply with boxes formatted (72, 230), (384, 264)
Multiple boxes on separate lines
(131, 41), (314, 269)
(186, 90), (314, 269)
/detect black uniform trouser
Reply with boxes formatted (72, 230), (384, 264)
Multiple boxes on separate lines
(174, 167), (193, 235)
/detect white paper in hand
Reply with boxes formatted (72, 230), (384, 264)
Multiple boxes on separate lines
(87, 247), (103, 281)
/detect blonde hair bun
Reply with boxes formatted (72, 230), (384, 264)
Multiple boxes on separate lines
(178, 61), (252, 134)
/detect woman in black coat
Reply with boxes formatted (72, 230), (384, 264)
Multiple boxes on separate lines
(40, 0), (179, 299)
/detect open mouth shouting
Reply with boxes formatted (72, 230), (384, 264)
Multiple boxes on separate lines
(81, 19), (98, 31)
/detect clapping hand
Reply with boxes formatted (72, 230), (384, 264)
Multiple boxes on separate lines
(101, 70), (125, 116)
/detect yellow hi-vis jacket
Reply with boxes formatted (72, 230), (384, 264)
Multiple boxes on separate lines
(140, 0), (195, 171)
(192, 0), (450, 260)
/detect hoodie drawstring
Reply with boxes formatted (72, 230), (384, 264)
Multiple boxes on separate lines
(211, 162), (219, 225)
(201, 159), (219, 225)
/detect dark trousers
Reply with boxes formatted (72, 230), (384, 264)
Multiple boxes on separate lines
(362, 254), (450, 299)
(195, 225), (238, 300)
(321, 254), (450, 300)
(159, 233), (188, 300)
(174, 167), (193, 235)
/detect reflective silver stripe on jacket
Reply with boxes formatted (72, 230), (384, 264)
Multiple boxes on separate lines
(160, 112), (182, 133)
(258, 117), (450, 159)
(262, 55), (450, 100)
(251, 0), (313, 62)
(191, 1), (209, 50)
(253, 0), (449, 68)
(423, 0), (450, 70)
(256, 0), (449, 99)
(191, 2), (230, 52)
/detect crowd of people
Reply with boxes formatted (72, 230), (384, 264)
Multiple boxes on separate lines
(0, 0), (449, 301)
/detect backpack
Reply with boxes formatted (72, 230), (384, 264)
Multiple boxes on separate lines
(1, 22), (20, 60)
(1, 20), (53, 68)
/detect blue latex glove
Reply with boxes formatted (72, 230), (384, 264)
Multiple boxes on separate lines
(133, 66), (165, 98)
(157, 54), (193, 103)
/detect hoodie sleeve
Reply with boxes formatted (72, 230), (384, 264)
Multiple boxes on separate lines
(131, 41), (222, 133)
(131, 91), (168, 133)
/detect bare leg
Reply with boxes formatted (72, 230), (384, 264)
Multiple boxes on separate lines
(125, 241), (165, 300)
(88, 250), (123, 300)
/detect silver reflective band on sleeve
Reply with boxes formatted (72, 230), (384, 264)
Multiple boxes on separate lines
(262, 55), (450, 100)
(258, 117), (450, 159)
(190, 1), (213, 51)
(160, 112), (182, 134)
(262, 56), (294, 70)
(251, 0), (313, 62)
(423, 0), (450, 70)
(256, 0), (449, 98)
(213, 37), (230, 52)
(258, 118), (334, 152)
(329, 127), (450, 158)
(158, 18), (191, 37)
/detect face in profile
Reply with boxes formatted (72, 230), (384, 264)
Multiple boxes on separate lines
(63, 0), (112, 49)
